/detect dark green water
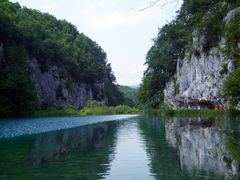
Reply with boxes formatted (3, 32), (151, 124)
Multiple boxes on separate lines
(0, 115), (240, 179)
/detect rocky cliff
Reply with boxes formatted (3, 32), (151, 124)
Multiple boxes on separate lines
(139, 1), (240, 110)
(0, 40), (107, 111)
(30, 58), (105, 109)
(164, 6), (240, 109)
(164, 46), (234, 109)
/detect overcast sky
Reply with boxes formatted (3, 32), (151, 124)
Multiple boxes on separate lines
(10, 0), (182, 86)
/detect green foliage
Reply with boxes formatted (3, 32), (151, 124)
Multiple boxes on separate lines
(0, 43), (37, 117)
(145, 108), (232, 118)
(224, 14), (240, 67)
(118, 85), (138, 106)
(226, 130), (240, 165)
(223, 12), (240, 104)
(86, 100), (104, 108)
(139, 0), (240, 108)
(0, 0), (110, 82)
(224, 69), (240, 97)
(114, 105), (139, 114)
(33, 106), (79, 117)
(103, 81), (126, 106)
(80, 104), (139, 116)
(219, 64), (229, 76)
(0, 0), (126, 116)
(33, 101), (140, 117)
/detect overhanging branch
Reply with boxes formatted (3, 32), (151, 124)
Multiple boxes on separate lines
(139, 0), (179, 11)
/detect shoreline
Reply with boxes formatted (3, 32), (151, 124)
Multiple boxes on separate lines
(145, 108), (240, 118)
(0, 105), (140, 119)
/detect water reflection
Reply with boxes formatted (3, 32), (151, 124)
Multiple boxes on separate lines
(0, 121), (117, 179)
(0, 115), (240, 179)
(139, 116), (192, 180)
(32, 123), (116, 167)
(104, 120), (153, 180)
(164, 117), (240, 179)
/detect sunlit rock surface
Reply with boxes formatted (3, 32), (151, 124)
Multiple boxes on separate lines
(164, 48), (233, 109)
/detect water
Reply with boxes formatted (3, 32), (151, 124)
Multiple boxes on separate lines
(0, 115), (239, 179)
(0, 115), (138, 138)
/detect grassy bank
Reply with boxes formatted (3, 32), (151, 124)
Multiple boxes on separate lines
(33, 107), (80, 117)
(33, 104), (140, 117)
(145, 108), (240, 118)
(79, 105), (139, 115)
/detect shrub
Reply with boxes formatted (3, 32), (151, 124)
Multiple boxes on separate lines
(224, 69), (240, 97)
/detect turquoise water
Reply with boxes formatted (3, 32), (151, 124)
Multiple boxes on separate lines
(0, 115), (239, 179)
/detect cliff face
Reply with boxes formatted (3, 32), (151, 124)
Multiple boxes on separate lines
(164, 48), (234, 109)
(140, 1), (240, 109)
(164, 7), (240, 109)
(30, 58), (105, 109)
(1, 41), (107, 110)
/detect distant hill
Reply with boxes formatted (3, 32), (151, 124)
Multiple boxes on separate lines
(128, 85), (140, 89)
(118, 85), (138, 105)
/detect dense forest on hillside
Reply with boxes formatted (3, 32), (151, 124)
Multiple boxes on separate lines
(0, 0), (127, 117)
(118, 85), (138, 106)
(138, 0), (240, 108)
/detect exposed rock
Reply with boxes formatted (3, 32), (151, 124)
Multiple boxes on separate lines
(224, 7), (240, 24)
(164, 47), (234, 109)
(236, 102), (240, 111)
(30, 58), (105, 109)
(163, 7), (240, 109)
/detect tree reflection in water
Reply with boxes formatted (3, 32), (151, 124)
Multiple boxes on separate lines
(139, 115), (240, 179)
(0, 122), (118, 179)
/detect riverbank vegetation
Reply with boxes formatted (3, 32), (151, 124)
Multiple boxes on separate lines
(33, 100), (140, 117)
(145, 107), (240, 118)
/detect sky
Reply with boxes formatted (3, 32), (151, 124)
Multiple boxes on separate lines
(10, 0), (182, 86)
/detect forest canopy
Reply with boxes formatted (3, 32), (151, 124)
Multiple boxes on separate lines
(0, 0), (127, 116)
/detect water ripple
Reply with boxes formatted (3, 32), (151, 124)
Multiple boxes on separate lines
(0, 114), (139, 139)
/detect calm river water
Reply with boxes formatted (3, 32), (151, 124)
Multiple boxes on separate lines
(0, 115), (239, 179)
